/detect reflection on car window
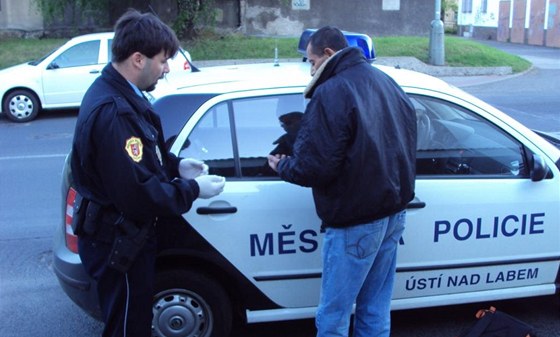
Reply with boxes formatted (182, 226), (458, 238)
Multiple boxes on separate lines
(411, 95), (527, 177)
(52, 40), (100, 68)
(178, 94), (306, 178)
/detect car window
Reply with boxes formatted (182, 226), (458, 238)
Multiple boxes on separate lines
(179, 102), (235, 177)
(108, 39), (113, 62)
(178, 94), (306, 178)
(52, 40), (100, 68)
(410, 95), (528, 177)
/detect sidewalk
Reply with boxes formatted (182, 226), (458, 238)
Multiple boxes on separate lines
(373, 56), (517, 87)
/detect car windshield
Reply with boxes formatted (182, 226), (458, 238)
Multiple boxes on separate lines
(28, 45), (62, 66)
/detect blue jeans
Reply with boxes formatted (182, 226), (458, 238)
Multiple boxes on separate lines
(316, 211), (406, 337)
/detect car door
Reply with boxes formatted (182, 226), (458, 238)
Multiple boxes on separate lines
(173, 89), (325, 308)
(391, 91), (560, 309)
(41, 38), (106, 107)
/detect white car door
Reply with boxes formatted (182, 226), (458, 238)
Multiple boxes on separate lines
(172, 88), (560, 311)
(176, 91), (325, 308)
(41, 38), (107, 107)
(392, 92), (560, 309)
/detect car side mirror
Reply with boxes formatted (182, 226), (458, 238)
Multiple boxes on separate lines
(530, 154), (549, 182)
(47, 62), (59, 70)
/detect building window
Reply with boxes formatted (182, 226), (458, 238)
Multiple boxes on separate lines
(462, 0), (472, 13)
(481, 0), (488, 13)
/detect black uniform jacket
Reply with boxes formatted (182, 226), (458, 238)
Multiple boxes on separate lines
(277, 47), (417, 228)
(71, 64), (199, 223)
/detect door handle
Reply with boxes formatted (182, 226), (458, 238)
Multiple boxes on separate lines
(196, 206), (238, 215)
(406, 197), (426, 209)
(89, 69), (100, 74)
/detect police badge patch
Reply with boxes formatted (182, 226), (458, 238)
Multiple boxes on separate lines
(125, 137), (143, 162)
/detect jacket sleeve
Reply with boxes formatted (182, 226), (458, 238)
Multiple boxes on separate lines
(277, 91), (353, 187)
(90, 102), (199, 221)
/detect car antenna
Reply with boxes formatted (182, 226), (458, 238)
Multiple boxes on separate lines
(148, 5), (201, 72)
(274, 39), (280, 67)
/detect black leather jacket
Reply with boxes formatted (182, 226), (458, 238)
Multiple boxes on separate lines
(277, 47), (417, 228)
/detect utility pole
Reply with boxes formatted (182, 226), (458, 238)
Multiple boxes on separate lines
(429, 0), (445, 65)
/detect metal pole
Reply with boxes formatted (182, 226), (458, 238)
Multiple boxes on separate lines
(429, 0), (445, 66)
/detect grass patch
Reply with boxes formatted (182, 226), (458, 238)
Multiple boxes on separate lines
(373, 36), (530, 72)
(0, 34), (531, 73)
(184, 33), (302, 60)
(0, 38), (65, 69)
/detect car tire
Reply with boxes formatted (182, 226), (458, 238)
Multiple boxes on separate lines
(152, 269), (232, 337)
(2, 89), (40, 122)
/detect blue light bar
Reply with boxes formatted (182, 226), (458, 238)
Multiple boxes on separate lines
(297, 28), (376, 62)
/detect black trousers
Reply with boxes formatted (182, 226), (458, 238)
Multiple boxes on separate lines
(78, 229), (156, 337)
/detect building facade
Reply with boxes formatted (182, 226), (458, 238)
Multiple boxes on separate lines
(457, 0), (560, 47)
(0, 0), (433, 38)
(0, 0), (43, 37)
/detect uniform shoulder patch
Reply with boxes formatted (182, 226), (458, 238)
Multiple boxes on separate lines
(125, 136), (143, 162)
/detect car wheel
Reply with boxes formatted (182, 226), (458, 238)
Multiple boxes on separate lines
(2, 89), (40, 122)
(152, 269), (232, 337)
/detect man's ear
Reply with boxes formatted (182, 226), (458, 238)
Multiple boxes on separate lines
(131, 52), (145, 69)
(324, 47), (337, 57)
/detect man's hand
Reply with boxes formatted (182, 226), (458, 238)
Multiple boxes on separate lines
(179, 158), (209, 179)
(267, 154), (286, 173)
(194, 175), (226, 199)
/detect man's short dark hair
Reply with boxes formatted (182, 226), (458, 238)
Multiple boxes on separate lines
(307, 26), (348, 57)
(112, 9), (180, 63)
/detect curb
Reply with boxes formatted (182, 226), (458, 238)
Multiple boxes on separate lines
(373, 56), (513, 77)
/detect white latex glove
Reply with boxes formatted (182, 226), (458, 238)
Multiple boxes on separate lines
(194, 175), (226, 199)
(179, 158), (209, 179)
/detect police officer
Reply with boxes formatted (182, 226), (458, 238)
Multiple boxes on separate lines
(70, 9), (225, 337)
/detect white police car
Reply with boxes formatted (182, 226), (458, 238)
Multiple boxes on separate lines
(53, 32), (560, 337)
(0, 32), (192, 123)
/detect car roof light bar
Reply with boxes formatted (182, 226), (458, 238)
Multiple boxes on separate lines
(297, 29), (376, 62)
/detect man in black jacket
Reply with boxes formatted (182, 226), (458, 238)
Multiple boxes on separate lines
(71, 9), (225, 337)
(268, 26), (416, 337)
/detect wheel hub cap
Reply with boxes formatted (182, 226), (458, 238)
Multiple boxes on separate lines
(152, 292), (209, 337)
(9, 95), (33, 118)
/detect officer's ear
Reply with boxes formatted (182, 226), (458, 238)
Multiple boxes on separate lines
(131, 52), (146, 70)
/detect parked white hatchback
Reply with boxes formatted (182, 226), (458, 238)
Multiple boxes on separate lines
(0, 32), (192, 122)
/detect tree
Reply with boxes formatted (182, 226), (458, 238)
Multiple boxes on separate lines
(173, 0), (216, 39)
(441, 0), (458, 21)
(34, 0), (215, 39)
(34, 0), (109, 28)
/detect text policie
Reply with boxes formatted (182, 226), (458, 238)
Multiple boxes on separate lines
(434, 212), (545, 242)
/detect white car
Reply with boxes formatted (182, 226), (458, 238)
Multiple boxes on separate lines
(0, 32), (193, 122)
(53, 33), (560, 337)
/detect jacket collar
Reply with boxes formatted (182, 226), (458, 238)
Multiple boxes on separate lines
(103, 63), (153, 114)
(304, 47), (366, 99)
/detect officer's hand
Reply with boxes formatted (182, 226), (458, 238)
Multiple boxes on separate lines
(194, 175), (226, 199)
(179, 158), (209, 180)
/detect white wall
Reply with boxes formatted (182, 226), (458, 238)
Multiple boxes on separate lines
(457, 0), (500, 27)
(0, 0), (43, 31)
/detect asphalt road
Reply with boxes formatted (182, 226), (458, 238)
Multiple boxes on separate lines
(0, 41), (559, 337)
(442, 39), (560, 135)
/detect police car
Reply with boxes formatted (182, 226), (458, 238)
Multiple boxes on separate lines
(53, 31), (560, 337)
(0, 32), (192, 123)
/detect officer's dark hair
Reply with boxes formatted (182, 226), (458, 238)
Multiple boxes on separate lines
(307, 26), (348, 57)
(112, 9), (180, 63)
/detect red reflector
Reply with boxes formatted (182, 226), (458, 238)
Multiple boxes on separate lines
(65, 187), (79, 254)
